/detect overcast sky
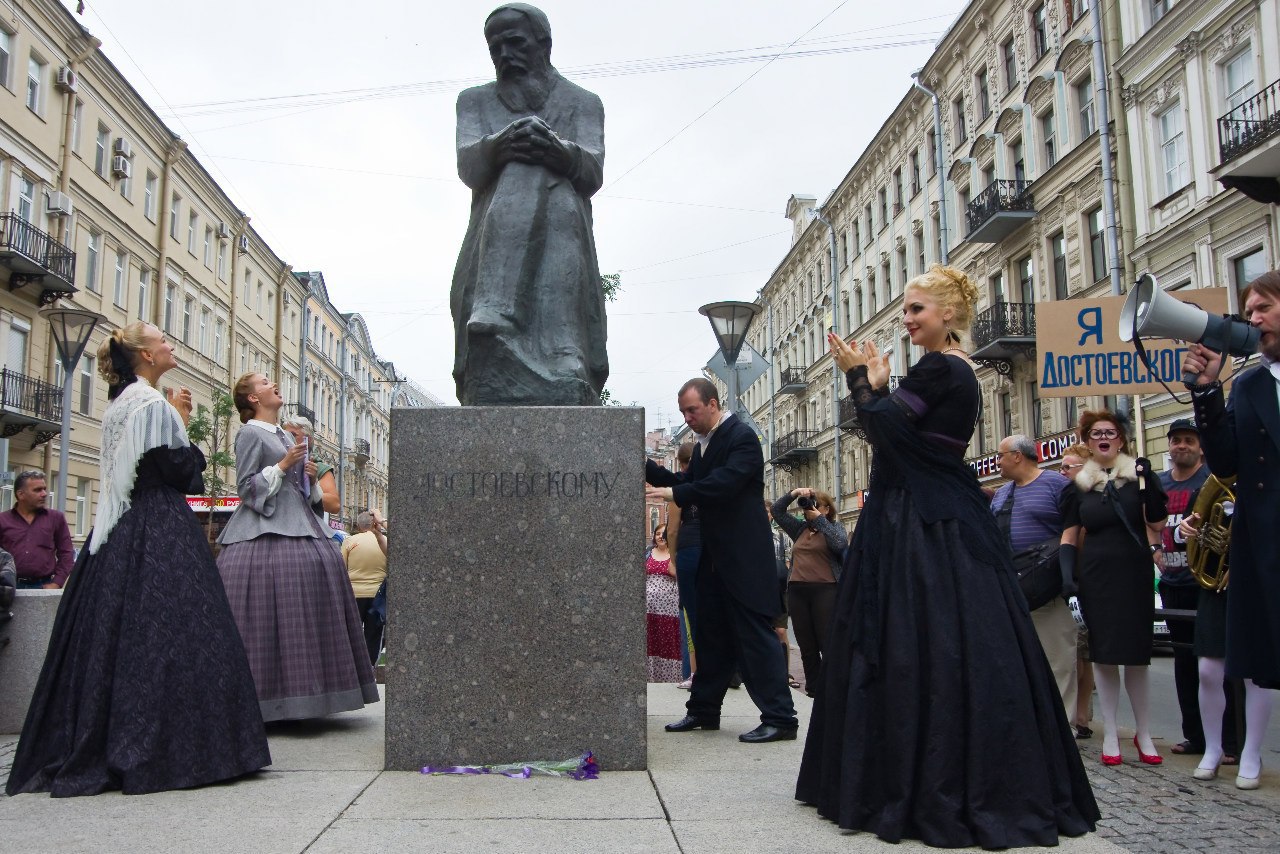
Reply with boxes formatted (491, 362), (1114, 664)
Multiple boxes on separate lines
(68, 0), (965, 430)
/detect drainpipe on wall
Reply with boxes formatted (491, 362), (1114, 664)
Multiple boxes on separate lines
(153, 139), (187, 329)
(56, 36), (102, 199)
(912, 71), (950, 264)
(225, 216), (249, 387)
(1087, 5), (1122, 299)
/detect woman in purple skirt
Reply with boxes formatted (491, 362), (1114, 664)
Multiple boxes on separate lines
(217, 372), (378, 721)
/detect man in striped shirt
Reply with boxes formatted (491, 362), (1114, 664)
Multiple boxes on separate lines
(991, 434), (1076, 719)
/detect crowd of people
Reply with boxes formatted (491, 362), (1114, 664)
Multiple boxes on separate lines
(4, 323), (388, 798)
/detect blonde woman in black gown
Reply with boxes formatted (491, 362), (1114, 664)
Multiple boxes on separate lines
(796, 265), (1097, 848)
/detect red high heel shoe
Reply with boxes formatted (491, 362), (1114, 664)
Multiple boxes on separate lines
(1101, 753), (1123, 766)
(1134, 736), (1163, 765)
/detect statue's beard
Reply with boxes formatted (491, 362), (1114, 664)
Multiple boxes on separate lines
(495, 64), (555, 112)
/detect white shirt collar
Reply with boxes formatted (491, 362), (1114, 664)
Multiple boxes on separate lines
(247, 418), (282, 434)
(695, 410), (732, 451)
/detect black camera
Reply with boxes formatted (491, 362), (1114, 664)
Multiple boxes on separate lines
(797, 496), (816, 510)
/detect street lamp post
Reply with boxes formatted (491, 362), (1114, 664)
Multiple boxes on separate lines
(698, 301), (761, 413)
(40, 306), (106, 513)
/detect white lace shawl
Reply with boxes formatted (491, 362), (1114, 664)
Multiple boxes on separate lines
(89, 378), (190, 554)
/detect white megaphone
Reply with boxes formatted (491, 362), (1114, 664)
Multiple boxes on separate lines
(1119, 272), (1260, 383)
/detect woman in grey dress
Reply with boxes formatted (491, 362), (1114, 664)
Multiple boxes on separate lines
(217, 372), (379, 721)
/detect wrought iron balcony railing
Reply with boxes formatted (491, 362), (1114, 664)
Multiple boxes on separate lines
(0, 367), (63, 424)
(964, 180), (1035, 243)
(837, 376), (904, 434)
(778, 366), (807, 394)
(1218, 77), (1280, 165)
(770, 429), (819, 460)
(971, 301), (1036, 351)
(0, 213), (77, 291)
(283, 402), (316, 424)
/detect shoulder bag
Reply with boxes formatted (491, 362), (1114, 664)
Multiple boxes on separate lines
(995, 483), (1063, 611)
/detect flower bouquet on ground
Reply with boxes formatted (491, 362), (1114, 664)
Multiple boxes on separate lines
(421, 751), (598, 780)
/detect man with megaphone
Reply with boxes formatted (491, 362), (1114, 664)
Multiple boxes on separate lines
(1181, 272), (1280, 790)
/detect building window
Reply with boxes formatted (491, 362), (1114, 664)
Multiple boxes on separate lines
(113, 250), (127, 307)
(187, 211), (198, 254)
(95, 125), (110, 177)
(138, 267), (151, 321)
(214, 318), (225, 362)
(933, 212), (942, 261)
(182, 296), (194, 344)
(897, 248), (908, 291)
(977, 68), (991, 121)
(865, 203), (873, 240)
(26, 54), (45, 113)
(1150, 0), (1169, 25)
(1041, 110), (1057, 169)
(1087, 206), (1106, 283)
(78, 355), (93, 415)
(256, 282), (264, 313)
(1030, 4), (1048, 60)
(1017, 255), (1034, 303)
(203, 226), (213, 267)
(909, 151), (921, 196)
(240, 342), (248, 374)
(85, 231), (101, 292)
(1223, 49), (1255, 117)
(1002, 38), (1017, 93)
(75, 477), (91, 538)
(868, 271), (877, 315)
(1233, 248), (1267, 292)
(217, 243), (227, 281)
(927, 129), (938, 175)
(163, 284), (176, 331)
(71, 99), (83, 153)
(0, 29), (10, 88)
(999, 389), (1013, 439)
(16, 175), (35, 223)
(1011, 139), (1026, 184)
(958, 187), (971, 235)
(1077, 76), (1096, 138)
(1031, 385), (1044, 436)
(915, 231), (926, 274)
(199, 308), (210, 354)
(169, 194), (181, 239)
(893, 168), (904, 212)
(882, 260), (892, 300)
(953, 96), (967, 144)
(990, 270), (1006, 304)
(878, 188), (888, 225)
(144, 173), (157, 220)
(1158, 103), (1188, 197)
(1067, 0), (1086, 27)
(1051, 231), (1068, 300)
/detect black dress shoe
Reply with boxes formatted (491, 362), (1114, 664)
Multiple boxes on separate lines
(664, 715), (720, 732)
(738, 724), (798, 743)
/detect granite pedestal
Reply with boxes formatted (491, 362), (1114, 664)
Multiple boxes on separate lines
(386, 406), (647, 771)
(0, 589), (61, 732)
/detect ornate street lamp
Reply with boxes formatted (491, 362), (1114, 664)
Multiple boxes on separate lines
(698, 301), (761, 412)
(40, 306), (105, 513)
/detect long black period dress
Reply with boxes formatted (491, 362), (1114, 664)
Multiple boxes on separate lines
(5, 445), (270, 797)
(795, 353), (1098, 849)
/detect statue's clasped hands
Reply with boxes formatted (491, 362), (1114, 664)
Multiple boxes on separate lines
(828, 331), (891, 389)
(493, 116), (572, 172)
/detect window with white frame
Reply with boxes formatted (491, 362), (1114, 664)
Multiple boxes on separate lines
(1150, 0), (1169, 25)
(1087, 206), (1106, 282)
(1030, 4), (1048, 60)
(243, 273), (251, 304)
(214, 318), (225, 362)
(16, 175), (35, 223)
(203, 226), (213, 267)
(217, 243), (227, 280)
(78, 354), (93, 415)
(144, 172), (157, 220)
(126, 268), (146, 325)
(953, 96), (967, 143)
(977, 68), (991, 121)
(26, 54), (45, 113)
(113, 250), (127, 307)
(0, 29), (10, 88)
(1041, 109), (1057, 169)
(199, 307), (210, 354)
(187, 211), (198, 254)
(85, 230), (101, 292)
(1051, 231), (1068, 300)
(75, 477), (91, 538)
(163, 283), (176, 331)
(239, 342), (248, 374)
(1016, 255), (1034, 303)
(1223, 49), (1255, 117)
(1077, 76), (1096, 138)
(95, 125), (110, 177)
(71, 99), (83, 153)
(182, 296), (194, 344)
(5, 321), (28, 372)
(1002, 38), (1017, 93)
(909, 150), (921, 195)
(1157, 102), (1188, 196)
(169, 193), (180, 239)
(256, 282), (263, 314)
(1233, 248), (1266, 293)
(1010, 139), (1026, 184)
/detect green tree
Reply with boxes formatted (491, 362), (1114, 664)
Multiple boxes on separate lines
(601, 272), (621, 302)
(185, 386), (236, 540)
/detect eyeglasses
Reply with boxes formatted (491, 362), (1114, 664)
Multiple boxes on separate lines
(1088, 430), (1120, 439)
(1060, 463), (1082, 472)
(994, 450), (1019, 458)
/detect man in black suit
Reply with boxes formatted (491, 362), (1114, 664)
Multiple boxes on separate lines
(1183, 271), (1280, 691)
(646, 378), (798, 742)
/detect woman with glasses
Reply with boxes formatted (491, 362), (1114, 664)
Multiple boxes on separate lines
(798, 266), (1098, 847)
(645, 524), (681, 682)
(770, 487), (846, 698)
(1060, 412), (1168, 767)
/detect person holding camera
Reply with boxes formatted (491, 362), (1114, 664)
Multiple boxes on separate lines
(770, 487), (846, 697)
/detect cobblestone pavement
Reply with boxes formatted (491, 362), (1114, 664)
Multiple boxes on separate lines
(1082, 743), (1280, 853)
(0, 737), (14, 783)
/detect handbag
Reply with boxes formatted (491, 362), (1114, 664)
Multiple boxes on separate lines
(995, 483), (1063, 611)
(369, 579), (387, 626)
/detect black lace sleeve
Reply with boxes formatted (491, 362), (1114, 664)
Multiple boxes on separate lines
(844, 365), (886, 406)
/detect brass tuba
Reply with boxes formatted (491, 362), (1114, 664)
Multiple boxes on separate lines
(1186, 475), (1235, 592)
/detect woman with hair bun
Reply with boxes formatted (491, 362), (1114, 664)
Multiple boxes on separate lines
(797, 265), (1098, 847)
(216, 372), (377, 722)
(6, 322), (269, 797)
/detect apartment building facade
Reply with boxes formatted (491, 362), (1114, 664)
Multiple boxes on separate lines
(0, 0), (428, 542)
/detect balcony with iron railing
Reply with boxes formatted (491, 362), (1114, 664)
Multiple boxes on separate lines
(964, 180), (1035, 244)
(778, 366), (807, 394)
(769, 429), (819, 471)
(283, 402), (317, 424)
(969, 301), (1037, 376)
(1216, 78), (1280, 193)
(352, 437), (371, 466)
(0, 214), (77, 300)
(0, 367), (64, 449)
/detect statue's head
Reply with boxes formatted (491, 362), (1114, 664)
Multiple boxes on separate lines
(484, 4), (552, 80)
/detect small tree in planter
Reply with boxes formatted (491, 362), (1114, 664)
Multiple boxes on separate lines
(185, 386), (236, 545)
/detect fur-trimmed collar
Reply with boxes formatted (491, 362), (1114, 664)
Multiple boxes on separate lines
(1074, 453), (1140, 492)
